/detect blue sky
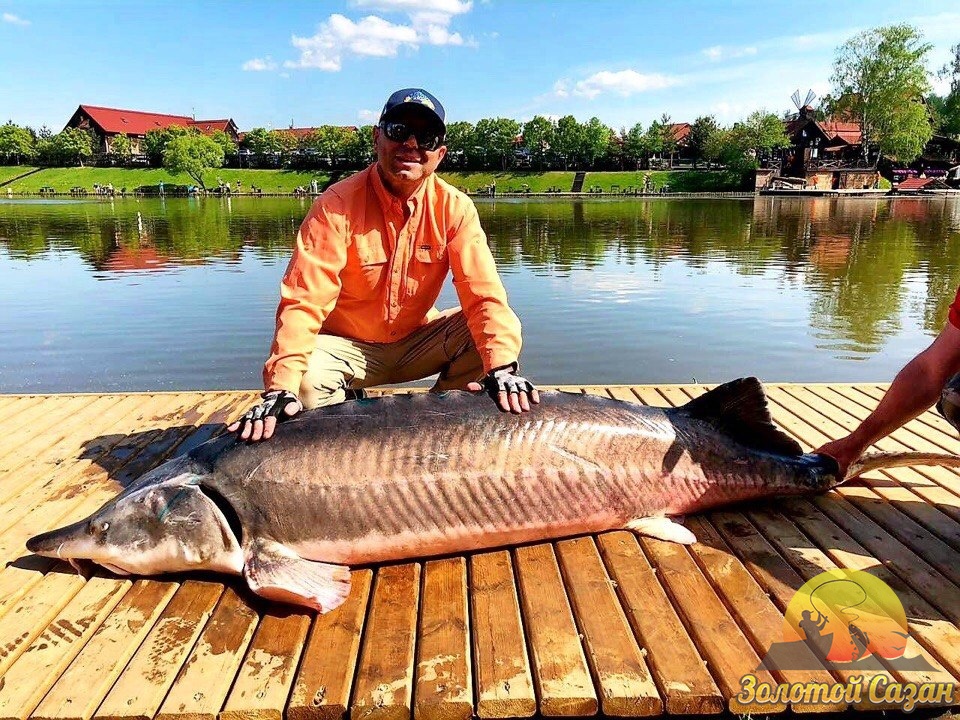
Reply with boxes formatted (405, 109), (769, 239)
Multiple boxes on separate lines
(2, 0), (959, 133)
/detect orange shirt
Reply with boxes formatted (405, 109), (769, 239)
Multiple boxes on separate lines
(950, 286), (960, 330)
(263, 165), (522, 393)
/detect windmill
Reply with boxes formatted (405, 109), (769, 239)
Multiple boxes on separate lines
(791, 89), (817, 116)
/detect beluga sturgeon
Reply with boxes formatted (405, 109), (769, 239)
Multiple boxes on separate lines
(26, 378), (960, 613)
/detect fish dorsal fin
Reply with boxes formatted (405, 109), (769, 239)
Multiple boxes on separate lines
(677, 377), (802, 456)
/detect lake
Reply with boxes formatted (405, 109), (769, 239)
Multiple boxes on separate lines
(1, 194), (959, 393)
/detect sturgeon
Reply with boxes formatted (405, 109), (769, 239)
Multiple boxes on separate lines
(26, 378), (960, 613)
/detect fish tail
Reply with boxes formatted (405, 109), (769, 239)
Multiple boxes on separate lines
(844, 451), (960, 481)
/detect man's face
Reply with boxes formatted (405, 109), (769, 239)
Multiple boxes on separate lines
(374, 108), (447, 188)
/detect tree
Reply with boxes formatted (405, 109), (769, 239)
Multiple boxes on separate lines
(582, 117), (612, 169)
(936, 43), (960, 137)
(209, 130), (237, 160)
(688, 115), (720, 166)
(522, 116), (554, 169)
(658, 114), (678, 168)
(52, 128), (94, 166)
(829, 24), (933, 163)
(443, 121), (476, 168)
(348, 125), (375, 166)
(303, 126), (354, 165)
(144, 125), (190, 166)
(110, 133), (132, 164)
(163, 133), (224, 189)
(0, 122), (35, 164)
(735, 110), (791, 159)
(552, 115), (585, 169)
(474, 117), (520, 170)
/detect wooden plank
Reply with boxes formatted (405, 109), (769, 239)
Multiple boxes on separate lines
(94, 580), (223, 720)
(514, 544), (596, 717)
(0, 575), (129, 720)
(219, 607), (312, 720)
(469, 551), (536, 718)
(555, 537), (661, 716)
(31, 580), (179, 720)
(596, 532), (724, 714)
(288, 570), (373, 720)
(156, 585), (260, 720)
(638, 537), (787, 714)
(683, 517), (845, 712)
(0, 395), (101, 467)
(351, 563), (421, 720)
(414, 558), (474, 720)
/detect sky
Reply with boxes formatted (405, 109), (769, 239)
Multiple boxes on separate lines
(2, 0), (959, 134)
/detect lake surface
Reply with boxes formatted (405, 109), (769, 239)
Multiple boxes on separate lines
(1, 195), (959, 393)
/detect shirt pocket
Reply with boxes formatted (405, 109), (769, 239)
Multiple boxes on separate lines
(355, 235), (388, 266)
(407, 241), (446, 298)
(349, 234), (389, 297)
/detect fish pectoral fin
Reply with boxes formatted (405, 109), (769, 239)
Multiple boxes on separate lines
(243, 539), (351, 614)
(626, 516), (697, 544)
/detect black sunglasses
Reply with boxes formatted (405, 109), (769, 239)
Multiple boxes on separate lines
(380, 121), (445, 151)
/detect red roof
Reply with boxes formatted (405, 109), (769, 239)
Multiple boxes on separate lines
(75, 105), (194, 135)
(818, 120), (861, 145)
(191, 119), (235, 134)
(668, 122), (691, 144)
(897, 178), (934, 190)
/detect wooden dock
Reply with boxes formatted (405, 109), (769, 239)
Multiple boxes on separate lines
(0, 384), (959, 719)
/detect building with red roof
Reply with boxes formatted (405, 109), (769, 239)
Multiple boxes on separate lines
(782, 105), (864, 176)
(65, 105), (240, 155)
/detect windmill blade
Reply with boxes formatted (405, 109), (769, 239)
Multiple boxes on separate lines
(791, 90), (802, 109)
(804, 89), (817, 107)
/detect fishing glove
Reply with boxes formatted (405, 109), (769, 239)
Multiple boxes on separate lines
(482, 364), (536, 398)
(244, 390), (303, 423)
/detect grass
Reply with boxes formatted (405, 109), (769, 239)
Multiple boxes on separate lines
(0, 166), (37, 185)
(582, 170), (751, 193)
(438, 171), (576, 193)
(0, 167), (334, 194)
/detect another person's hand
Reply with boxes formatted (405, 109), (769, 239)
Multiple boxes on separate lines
(227, 390), (303, 442)
(813, 437), (864, 480)
(468, 365), (540, 414)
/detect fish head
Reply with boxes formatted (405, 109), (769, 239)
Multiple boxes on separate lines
(937, 372), (960, 434)
(26, 456), (243, 576)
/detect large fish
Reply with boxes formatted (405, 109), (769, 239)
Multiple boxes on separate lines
(26, 378), (960, 613)
(937, 372), (960, 433)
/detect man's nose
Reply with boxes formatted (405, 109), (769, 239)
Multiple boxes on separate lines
(401, 133), (419, 148)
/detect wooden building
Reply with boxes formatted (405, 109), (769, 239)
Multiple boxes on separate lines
(64, 105), (240, 155)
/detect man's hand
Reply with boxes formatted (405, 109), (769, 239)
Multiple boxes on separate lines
(813, 437), (864, 480)
(468, 365), (540, 414)
(227, 390), (303, 442)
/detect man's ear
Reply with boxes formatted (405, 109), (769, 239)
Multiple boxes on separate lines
(436, 146), (447, 164)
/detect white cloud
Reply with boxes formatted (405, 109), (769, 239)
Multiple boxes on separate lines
(571, 70), (679, 99)
(242, 56), (278, 71)
(2, 13), (29, 26)
(553, 80), (569, 98)
(285, 0), (474, 71)
(358, 108), (378, 123)
(702, 44), (757, 62)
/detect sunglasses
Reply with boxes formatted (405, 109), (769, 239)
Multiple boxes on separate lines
(380, 122), (445, 151)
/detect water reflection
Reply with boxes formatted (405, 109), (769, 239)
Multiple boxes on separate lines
(0, 195), (958, 392)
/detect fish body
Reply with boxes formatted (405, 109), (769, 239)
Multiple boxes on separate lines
(938, 372), (960, 433)
(26, 378), (958, 613)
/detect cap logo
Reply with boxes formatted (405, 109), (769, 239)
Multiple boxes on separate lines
(403, 90), (435, 111)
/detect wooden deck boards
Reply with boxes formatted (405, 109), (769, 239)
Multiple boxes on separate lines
(0, 385), (959, 718)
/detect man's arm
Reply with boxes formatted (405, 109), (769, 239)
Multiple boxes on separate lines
(816, 322), (960, 474)
(446, 198), (537, 413)
(230, 202), (349, 441)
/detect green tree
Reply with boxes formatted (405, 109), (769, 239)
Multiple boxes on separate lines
(582, 117), (612, 169)
(474, 117), (520, 170)
(443, 121), (476, 168)
(209, 130), (237, 159)
(304, 126), (354, 164)
(658, 114), (678, 168)
(144, 125), (190, 166)
(553, 115), (585, 169)
(936, 42), (960, 137)
(643, 118), (666, 167)
(52, 128), (94, 166)
(522, 116), (554, 169)
(0, 122), (35, 164)
(622, 122), (649, 168)
(110, 133), (132, 163)
(349, 125), (375, 166)
(829, 24), (933, 163)
(163, 133), (224, 189)
(735, 110), (791, 159)
(688, 115), (720, 166)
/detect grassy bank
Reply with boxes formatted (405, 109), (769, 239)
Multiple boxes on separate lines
(0, 167), (332, 194)
(0, 166), (750, 195)
(0, 166), (38, 185)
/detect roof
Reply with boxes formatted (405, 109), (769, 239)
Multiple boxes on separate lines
(783, 114), (863, 146)
(70, 105), (239, 138)
(897, 177), (936, 190)
(191, 119), (236, 135)
(668, 122), (691, 144)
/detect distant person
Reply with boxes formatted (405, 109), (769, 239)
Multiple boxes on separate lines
(229, 87), (537, 442)
(817, 287), (960, 476)
(236, 179), (242, 193)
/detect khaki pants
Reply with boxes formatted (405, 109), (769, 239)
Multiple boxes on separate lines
(299, 308), (485, 409)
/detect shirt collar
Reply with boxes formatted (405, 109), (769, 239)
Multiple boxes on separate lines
(370, 163), (432, 215)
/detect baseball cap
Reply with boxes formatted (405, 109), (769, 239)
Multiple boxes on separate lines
(379, 88), (446, 132)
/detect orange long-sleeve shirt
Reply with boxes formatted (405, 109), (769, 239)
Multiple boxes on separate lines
(263, 165), (522, 393)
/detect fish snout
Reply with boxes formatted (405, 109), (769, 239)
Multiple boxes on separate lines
(26, 519), (93, 557)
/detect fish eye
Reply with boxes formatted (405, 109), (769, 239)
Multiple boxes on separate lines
(90, 521), (109, 538)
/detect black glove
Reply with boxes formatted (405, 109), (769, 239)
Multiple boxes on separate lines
(482, 365), (536, 399)
(241, 390), (303, 424)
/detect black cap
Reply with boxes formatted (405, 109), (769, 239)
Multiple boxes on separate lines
(379, 88), (446, 131)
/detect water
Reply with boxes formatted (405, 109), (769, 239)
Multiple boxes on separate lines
(1, 194), (959, 393)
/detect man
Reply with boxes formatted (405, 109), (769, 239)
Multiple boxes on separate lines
(230, 88), (538, 442)
(816, 286), (960, 475)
